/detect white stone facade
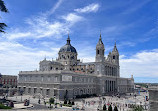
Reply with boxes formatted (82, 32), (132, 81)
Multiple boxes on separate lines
(18, 34), (134, 100)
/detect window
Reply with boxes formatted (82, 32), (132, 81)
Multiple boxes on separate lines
(113, 56), (115, 59)
(30, 76), (32, 81)
(46, 89), (50, 95)
(24, 76), (26, 81)
(28, 88), (31, 93)
(75, 78), (78, 82)
(97, 50), (99, 54)
(55, 76), (58, 82)
(48, 76), (50, 81)
(34, 88), (36, 94)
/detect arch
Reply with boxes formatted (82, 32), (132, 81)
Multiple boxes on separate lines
(97, 50), (99, 54)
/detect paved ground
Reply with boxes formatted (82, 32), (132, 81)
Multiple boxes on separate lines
(13, 103), (33, 109)
(2, 92), (149, 111)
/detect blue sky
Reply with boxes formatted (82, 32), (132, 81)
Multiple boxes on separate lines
(0, 0), (158, 83)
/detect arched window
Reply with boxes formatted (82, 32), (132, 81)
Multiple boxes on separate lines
(113, 56), (115, 59)
(97, 50), (99, 54)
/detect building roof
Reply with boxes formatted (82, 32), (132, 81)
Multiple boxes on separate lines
(59, 35), (77, 53)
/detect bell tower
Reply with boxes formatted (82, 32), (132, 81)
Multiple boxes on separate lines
(95, 33), (105, 62)
(112, 41), (119, 65)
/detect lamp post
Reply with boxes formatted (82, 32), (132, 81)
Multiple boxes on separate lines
(5, 87), (9, 99)
(19, 89), (23, 102)
(134, 94), (137, 105)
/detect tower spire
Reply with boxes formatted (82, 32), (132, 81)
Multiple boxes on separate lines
(97, 30), (103, 45)
(100, 29), (101, 38)
(112, 40), (118, 52)
(66, 33), (71, 45)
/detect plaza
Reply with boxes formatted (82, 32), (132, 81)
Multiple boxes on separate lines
(5, 91), (149, 111)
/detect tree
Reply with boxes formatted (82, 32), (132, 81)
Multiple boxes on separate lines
(0, 0), (8, 33)
(108, 105), (112, 111)
(114, 106), (118, 111)
(64, 99), (67, 104)
(68, 100), (71, 105)
(49, 98), (54, 104)
(103, 104), (107, 111)
(72, 101), (75, 105)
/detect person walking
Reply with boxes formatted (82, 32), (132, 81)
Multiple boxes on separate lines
(38, 99), (40, 104)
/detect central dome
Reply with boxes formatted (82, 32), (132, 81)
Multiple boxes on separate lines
(59, 36), (77, 53)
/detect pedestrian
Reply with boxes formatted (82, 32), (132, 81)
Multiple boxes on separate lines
(38, 99), (40, 104)
(44, 100), (46, 106)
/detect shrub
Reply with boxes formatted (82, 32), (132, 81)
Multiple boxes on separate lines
(72, 101), (75, 105)
(68, 100), (71, 104)
(0, 104), (12, 109)
(133, 105), (144, 111)
(63, 104), (72, 107)
(49, 98), (54, 104)
(103, 104), (106, 110)
(114, 106), (118, 111)
(64, 99), (67, 104)
(108, 105), (112, 111)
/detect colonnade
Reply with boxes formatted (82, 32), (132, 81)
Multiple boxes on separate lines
(105, 80), (116, 92)
(105, 66), (117, 76)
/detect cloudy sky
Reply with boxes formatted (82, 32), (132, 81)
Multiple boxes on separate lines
(1, 0), (158, 83)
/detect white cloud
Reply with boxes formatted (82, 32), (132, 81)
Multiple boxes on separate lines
(0, 41), (59, 75)
(4, 9), (84, 40)
(74, 3), (99, 13)
(120, 49), (158, 78)
(62, 13), (84, 24)
(47, 0), (63, 15)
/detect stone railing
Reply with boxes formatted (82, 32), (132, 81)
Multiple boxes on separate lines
(19, 70), (62, 74)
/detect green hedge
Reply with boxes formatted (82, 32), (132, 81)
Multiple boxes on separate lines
(63, 104), (72, 107)
(0, 104), (12, 109)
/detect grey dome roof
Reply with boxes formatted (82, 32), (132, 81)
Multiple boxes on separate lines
(59, 35), (77, 53)
(59, 44), (77, 53)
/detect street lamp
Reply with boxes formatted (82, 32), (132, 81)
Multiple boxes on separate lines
(5, 87), (9, 99)
(134, 94), (137, 105)
(19, 89), (24, 102)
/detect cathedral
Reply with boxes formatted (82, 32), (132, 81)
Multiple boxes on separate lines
(18, 34), (134, 100)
